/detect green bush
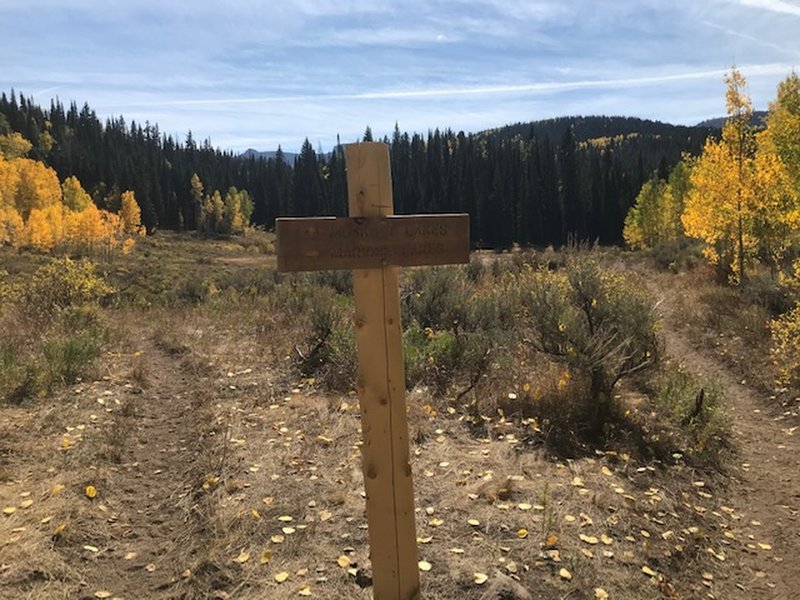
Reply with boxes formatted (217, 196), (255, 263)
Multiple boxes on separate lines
(17, 257), (114, 315)
(743, 272), (794, 315)
(44, 333), (102, 386)
(648, 237), (703, 273)
(652, 366), (728, 462)
(523, 252), (662, 438)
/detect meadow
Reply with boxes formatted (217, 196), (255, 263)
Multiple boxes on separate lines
(1, 232), (798, 600)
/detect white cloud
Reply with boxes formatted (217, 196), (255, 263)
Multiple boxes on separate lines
(738, 0), (800, 16)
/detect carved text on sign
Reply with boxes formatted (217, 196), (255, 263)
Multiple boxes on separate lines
(276, 214), (469, 272)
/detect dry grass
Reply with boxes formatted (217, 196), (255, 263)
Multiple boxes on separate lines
(0, 237), (779, 599)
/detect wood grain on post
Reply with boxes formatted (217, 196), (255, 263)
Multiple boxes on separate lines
(345, 142), (420, 600)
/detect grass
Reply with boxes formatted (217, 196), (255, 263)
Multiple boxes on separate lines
(0, 234), (768, 599)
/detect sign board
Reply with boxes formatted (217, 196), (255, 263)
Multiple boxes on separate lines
(276, 214), (469, 272)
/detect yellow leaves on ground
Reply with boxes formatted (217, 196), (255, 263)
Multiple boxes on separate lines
(2, 506), (16, 515)
(642, 565), (658, 578)
(336, 555), (351, 568)
(559, 567), (572, 581)
(94, 591), (112, 599)
(85, 485), (97, 499)
(260, 550), (273, 564)
(474, 572), (489, 584)
(233, 551), (250, 564)
(274, 571), (290, 583)
(418, 560), (432, 572)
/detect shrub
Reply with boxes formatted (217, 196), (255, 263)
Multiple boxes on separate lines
(17, 257), (114, 315)
(648, 237), (703, 273)
(743, 272), (794, 315)
(652, 366), (729, 463)
(401, 267), (513, 395)
(771, 304), (800, 388)
(43, 333), (102, 386)
(523, 252), (662, 438)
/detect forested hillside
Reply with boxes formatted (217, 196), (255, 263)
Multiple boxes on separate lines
(0, 91), (715, 246)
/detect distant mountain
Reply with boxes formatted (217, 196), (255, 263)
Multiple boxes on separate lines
(479, 115), (716, 144)
(241, 148), (298, 162)
(696, 110), (768, 129)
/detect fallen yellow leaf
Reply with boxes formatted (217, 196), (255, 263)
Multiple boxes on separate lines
(94, 591), (112, 599)
(298, 586), (312, 596)
(594, 588), (609, 600)
(260, 550), (272, 564)
(234, 551), (250, 564)
(517, 528), (529, 539)
(2, 506), (16, 515)
(642, 565), (657, 577)
(85, 485), (97, 499)
(418, 560), (432, 572)
(337, 555), (351, 568)
(275, 571), (289, 583)
(559, 567), (572, 581)
(474, 572), (489, 584)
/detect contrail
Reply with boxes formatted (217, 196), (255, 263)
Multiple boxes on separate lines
(95, 62), (794, 109)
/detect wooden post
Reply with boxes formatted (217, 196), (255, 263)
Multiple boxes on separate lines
(276, 142), (469, 599)
(345, 142), (420, 600)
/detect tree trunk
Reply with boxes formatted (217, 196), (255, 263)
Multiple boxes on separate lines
(589, 369), (611, 439)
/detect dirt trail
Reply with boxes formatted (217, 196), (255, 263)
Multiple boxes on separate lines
(78, 338), (206, 599)
(646, 272), (800, 600)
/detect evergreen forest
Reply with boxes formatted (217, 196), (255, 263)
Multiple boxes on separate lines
(0, 90), (716, 247)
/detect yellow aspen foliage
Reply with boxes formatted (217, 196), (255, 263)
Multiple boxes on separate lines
(77, 202), (107, 252)
(0, 132), (32, 159)
(750, 134), (800, 270)
(682, 69), (759, 282)
(62, 176), (92, 211)
(624, 159), (692, 250)
(100, 210), (123, 256)
(222, 187), (244, 235)
(63, 208), (82, 247)
(13, 158), (62, 219)
(0, 156), (20, 209)
(119, 190), (145, 236)
(42, 204), (65, 249)
(623, 178), (671, 249)
(682, 135), (756, 278)
(25, 208), (55, 251)
(765, 72), (800, 191)
(0, 206), (24, 247)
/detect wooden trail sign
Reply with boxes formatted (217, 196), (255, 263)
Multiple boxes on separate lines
(276, 142), (469, 599)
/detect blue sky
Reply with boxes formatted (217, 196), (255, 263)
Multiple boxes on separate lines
(1, 0), (799, 153)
